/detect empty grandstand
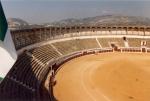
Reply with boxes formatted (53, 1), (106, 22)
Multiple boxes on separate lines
(1, 26), (150, 101)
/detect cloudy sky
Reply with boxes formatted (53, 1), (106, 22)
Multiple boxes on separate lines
(1, 0), (150, 24)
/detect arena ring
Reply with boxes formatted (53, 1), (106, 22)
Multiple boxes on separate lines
(1, 26), (150, 101)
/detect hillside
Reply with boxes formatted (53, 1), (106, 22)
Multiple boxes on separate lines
(8, 15), (150, 29)
(8, 18), (29, 30)
(48, 15), (150, 26)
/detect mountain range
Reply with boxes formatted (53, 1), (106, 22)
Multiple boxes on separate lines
(49, 15), (150, 26)
(8, 15), (150, 29)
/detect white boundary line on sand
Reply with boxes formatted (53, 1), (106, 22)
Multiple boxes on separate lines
(81, 63), (97, 101)
(90, 63), (112, 101)
(80, 62), (111, 101)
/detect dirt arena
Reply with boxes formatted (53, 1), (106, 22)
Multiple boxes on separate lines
(53, 52), (150, 101)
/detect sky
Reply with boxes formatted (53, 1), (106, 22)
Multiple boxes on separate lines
(1, 0), (150, 24)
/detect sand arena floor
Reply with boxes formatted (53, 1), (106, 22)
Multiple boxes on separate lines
(53, 52), (150, 101)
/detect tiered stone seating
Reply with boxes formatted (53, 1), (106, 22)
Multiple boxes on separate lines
(52, 40), (82, 55)
(8, 54), (42, 88)
(30, 45), (60, 64)
(127, 38), (141, 47)
(98, 38), (124, 48)
(0, 53), (50, 101)
(77, 39), (100, 49)
(0, 77), (34, 101)
(52, 38), (99, 55)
